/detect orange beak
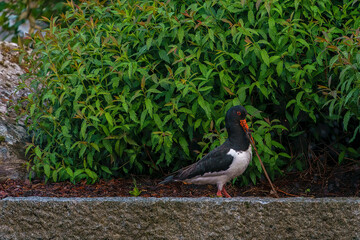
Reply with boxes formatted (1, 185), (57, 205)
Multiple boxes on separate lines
(240, 119), (254, 143)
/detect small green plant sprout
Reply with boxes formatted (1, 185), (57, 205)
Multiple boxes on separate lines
(305, 188), (311, 194)
(129, 179), (143, 197)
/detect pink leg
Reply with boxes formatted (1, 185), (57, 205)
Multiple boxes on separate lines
(221, 187), (231, 198)
(216, 189), (223, 197)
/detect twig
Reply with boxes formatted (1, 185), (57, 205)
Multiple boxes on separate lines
(248, 137), (280, 198)
(276, 188), (299, 197)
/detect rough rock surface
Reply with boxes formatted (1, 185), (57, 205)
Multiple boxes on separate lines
(0, 197), (359, 239)
(0, 41), (29, 182)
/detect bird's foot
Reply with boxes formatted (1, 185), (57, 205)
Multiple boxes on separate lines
(221, 187), (231, 198)
(216, 188), (231, 198)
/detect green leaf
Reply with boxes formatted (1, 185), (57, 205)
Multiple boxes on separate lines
(260, 49), (270, 67)
(343, 111), (352, 131)
(338, 151), (345, 164)
(179, 137), (189, 156)
(90, 143), (100, 152)
(61, 126), (72, 138)
(198, 96), (211, 118)
(178, 27), (184, 43)
(194, 119), (202, 129)
(140, 110), (147, 129)
(129, 110), (139, 123)
(153, 114), (163, 129)
(272, 140), (285, 150)
(75, 85), (83, 101)
(44, 164), (51, 178)
(268, 17), (275, 29)
(245, 105), (262, 118)
(269, 56), (280, 64)
(286, 99), (296, 108)
(208, 29), (215, 43)
(60, 60), (70, 71)
(250, 172), (256, 184)
(272, 124), (288, 131)
(159, 50), (170, 63)
(101, 165), (112, 175)
(80, 120), (87, 139)
(288, 131), (304, 137)
(146, 37), (152, 49)
(268, 17), (276, 40)
(296, 91), (304, 105)
(248, 10), (255, 25)
(276, 60), (283, 76)
(103, 139), (113, 153)
(34, 146), (42, 159)
(74, 169), (84, 178)
(89, 116), (100, 122)
(30, 104), (36, 116)
(52, 170), (58, 182)
(279, 152), (291, 158)
(66, 167), (74, 178)
(265, 133), (271, 148)
(229, 53), (244, 64)
(85, 169), (98, 181)
(296, 38), (310, 49)
(145, 98), (153, 117)
(87, 152), (94, 167)
(79, 144), (87, 157)
(254, 156), (262, 172)
(105, 112), (113, 127)
(178, 107), (195, 117)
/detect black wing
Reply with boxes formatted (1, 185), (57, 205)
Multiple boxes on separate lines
(175, 141), (233, 180)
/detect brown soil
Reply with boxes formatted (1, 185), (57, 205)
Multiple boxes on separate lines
(1, 163), (359, 199)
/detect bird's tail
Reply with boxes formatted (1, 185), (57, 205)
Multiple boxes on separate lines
(159, 175), (174, 185)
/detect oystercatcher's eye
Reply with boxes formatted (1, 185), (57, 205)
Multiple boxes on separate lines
(237, 111), (241, 116)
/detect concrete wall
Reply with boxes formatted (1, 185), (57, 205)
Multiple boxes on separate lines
(0, 197), (359, 239)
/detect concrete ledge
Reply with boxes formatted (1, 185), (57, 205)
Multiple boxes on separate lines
(1, 197), (360, 239)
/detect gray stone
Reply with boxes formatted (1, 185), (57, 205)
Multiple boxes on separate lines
(0, 197), (359, 239)
(0, 118), (28, 181)
(0, 40), (30, 181)
(0, 41), (27, 119)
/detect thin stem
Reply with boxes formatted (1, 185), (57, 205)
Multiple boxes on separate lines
(249, 136), (279, 198)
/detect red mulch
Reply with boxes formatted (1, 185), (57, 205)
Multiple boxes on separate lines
(1, 162), (359, 199)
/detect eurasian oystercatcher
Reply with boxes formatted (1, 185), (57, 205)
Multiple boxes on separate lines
(159, 105), (253, 198)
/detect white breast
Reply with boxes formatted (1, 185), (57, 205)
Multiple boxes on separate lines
(225, 145), (252, 179)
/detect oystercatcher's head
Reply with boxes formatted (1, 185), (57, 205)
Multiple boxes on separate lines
(225, 105), (254, 145)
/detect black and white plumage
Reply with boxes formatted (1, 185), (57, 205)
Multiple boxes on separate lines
(159, 105), (253, 198)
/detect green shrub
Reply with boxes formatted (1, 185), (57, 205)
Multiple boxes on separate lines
(320, 29), (360, 164)
(19, 0), (359, 183)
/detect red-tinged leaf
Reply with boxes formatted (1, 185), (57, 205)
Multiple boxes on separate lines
(315, 36), (329, 43)
(41, 16), (50, 22)
(256, 0), (263, 10)
(194, 22), (202, 30)
(146, 14), (152, 24)
(141, 75), (146, 90)
(181, 11), (190, 17)
(221, 18), (233, 27)
(327, 45), (338, 51)
(223, 86), (235, 95)
(244, 36), (252, 44)
(167, 46), (177, 55)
